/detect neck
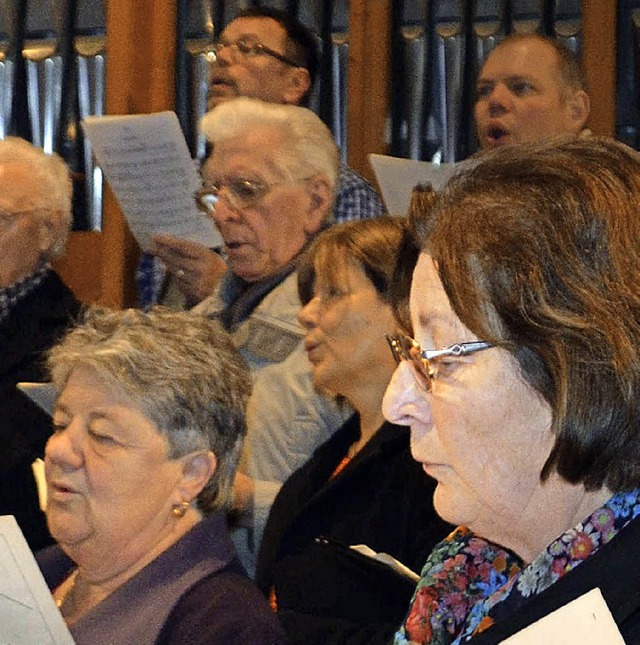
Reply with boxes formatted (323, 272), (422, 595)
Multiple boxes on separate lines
(476, 478), (613, 564)
(62, 509), (201, 604)
(344, 368), (395, 456)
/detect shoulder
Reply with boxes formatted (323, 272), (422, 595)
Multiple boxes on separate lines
(13, 270), (79, 322)
(157, 567), (287, 645)
(335, 163), (385, 222)
(253, 271), (302, 327)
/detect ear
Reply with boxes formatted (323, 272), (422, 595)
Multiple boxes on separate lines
(282, 67), (311, 105)
(38, 212), (62, 255)
(175, 450), (217, 503)
(303, 175), (333, 236)
(565, 89), (590, 133)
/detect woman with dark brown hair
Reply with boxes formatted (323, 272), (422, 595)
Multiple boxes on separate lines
(256, 217), (451, 644)
(384, 137), (640, 644)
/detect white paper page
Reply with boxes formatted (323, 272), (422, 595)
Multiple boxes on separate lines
(0, 516), (74, 644)
(350, 544), (420, 582)
(17, 382), (56, 417)
(500, 587), (625, 644)
(368, 154), (464, 216)
(82, 111), (222, 251)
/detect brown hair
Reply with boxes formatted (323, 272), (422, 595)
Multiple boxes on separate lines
(298, 216), (406, 306)
(411, 137), (640, 492)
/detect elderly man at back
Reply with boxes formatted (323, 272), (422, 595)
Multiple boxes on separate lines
(141, 6), (383, 308)
(0, 137), (80, 550)
(192, 98), (349, 574)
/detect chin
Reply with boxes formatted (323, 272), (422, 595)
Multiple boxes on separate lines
(46, 510), (91, 547)
(432, 482), (479, 528)
(311, 371), (339, 398)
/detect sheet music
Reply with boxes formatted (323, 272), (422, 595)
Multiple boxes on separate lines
(369, 153), (466, 216)
(82, 111), (222, 251)
(0, 516), (74, 644)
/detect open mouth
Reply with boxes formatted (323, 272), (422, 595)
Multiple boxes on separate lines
(485, 125), (510, 146)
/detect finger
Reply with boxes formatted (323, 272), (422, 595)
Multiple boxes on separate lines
(153, 235), (209, 260)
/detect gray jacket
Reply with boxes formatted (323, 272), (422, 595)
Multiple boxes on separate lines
(196, 271), (350, 575)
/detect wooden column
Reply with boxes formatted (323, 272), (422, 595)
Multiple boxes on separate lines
(100, 0), (177, 307)
(55, 1), (177, 308)
(581, 0), (617, 137)
(347, 0), (392, 183)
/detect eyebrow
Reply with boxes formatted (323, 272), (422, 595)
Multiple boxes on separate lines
(53, 401), (115, 424)
(220, 31), (263, 44)
(414, 310), (460, 332)
(477, 74), (535, 87)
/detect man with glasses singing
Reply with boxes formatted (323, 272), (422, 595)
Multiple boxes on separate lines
(192, 97), (349, 575)
(142, 6), (383, 309)
(0, 137), (80, 551)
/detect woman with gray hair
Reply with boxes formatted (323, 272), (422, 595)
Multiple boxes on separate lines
(384, 137), (640, 643)
(37, 307), (286, 644)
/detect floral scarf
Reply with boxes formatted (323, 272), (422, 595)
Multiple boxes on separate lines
(394, 489), (640, 644)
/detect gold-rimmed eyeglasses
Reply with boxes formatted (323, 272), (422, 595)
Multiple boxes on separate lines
(385, 333), (493, 391)
(211, 36), (301, 68)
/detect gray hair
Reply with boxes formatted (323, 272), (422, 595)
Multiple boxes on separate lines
(200, 97), (339, 213)
(0, 137), (72, 259)
(48, 307), (251, 514)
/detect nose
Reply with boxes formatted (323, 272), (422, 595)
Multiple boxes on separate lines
(487, 83), (511, 116)
(45, 423), (84, 472)
(298, 296), (320, 329)
(211, 193), (242, 227)
(213, 43), (234, 66)
(382, 361), (433, 427)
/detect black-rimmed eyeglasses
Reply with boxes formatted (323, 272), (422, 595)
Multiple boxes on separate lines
(386, 333), (493, 391)
(211, 36), (301, 68)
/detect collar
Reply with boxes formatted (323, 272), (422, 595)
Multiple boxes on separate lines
(0, 262), (51, 324)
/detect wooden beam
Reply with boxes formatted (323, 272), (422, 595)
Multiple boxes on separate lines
(95, 0), (177, 308)
(348, 0), (392, 183)
(581, 0), (617, 136)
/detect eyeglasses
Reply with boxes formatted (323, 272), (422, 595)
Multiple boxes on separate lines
(386, 333), (493, 391)
(211, 36), (301, 68)
(195, 176), (309, 214)
(0, 209), (41, 230)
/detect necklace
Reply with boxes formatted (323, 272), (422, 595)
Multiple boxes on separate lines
(55, 569), (79, 610)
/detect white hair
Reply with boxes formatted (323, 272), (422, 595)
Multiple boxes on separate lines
(200, 97), (339, 195)
(0, 137), (72, 258)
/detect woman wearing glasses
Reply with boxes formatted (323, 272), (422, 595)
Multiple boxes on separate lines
(384, 137), (640, 644)
(255, 217), (452, 644)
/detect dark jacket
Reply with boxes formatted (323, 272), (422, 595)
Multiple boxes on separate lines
(39, 513), (287, 645)
(0, 270), (80, 550)
(256, 415), (452, 644)
(468, 514), (640, 644)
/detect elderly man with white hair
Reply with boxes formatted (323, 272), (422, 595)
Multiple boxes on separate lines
(0, 137), (80, 550)
(192, 98), (349, 575)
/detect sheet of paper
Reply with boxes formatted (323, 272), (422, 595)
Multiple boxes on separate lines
(18, 382), (56, 417)
(82, 111), (222, 251)
(501, 587), (625, 644)
(0, 516), (74, 644)
(350, 544), (420, 582)
(368, 153), (465, 216)
(32, 459), (47, 511)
